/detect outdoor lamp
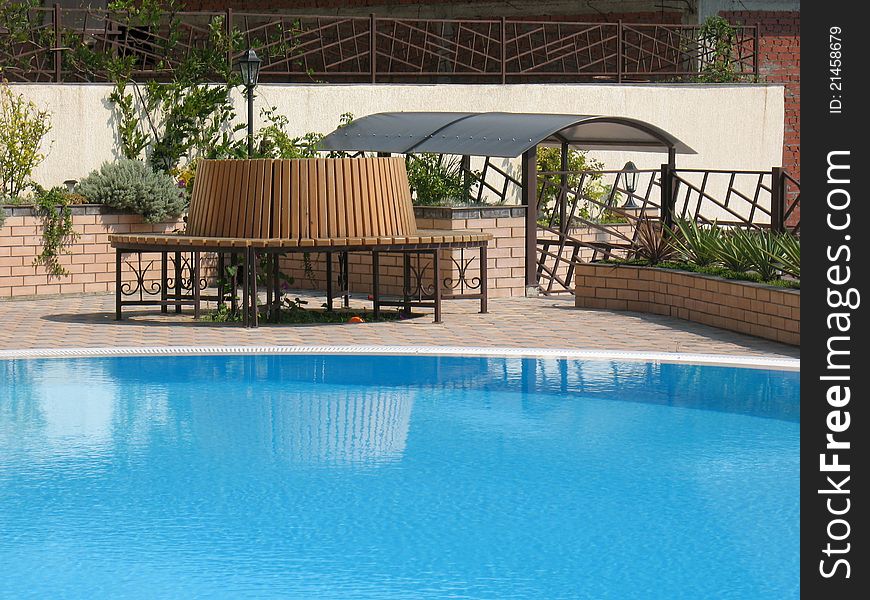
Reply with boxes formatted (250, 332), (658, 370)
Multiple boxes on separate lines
(237, 49), (262, 158)
(622, 161), (639, 208)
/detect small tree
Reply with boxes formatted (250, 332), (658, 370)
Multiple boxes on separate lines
(0, 82), (52, 199)
(697, 16), (742, 83)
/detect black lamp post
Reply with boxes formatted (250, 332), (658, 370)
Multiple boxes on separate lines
(622, 161), (639, 209)
(237, 49), (261, 158)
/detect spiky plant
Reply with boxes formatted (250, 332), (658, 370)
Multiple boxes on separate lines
(633, 219), (676, 264)
(740, 228), (781, 281)
(673, 218), (722, 267)
(773, 233), (800, 279)
(711, 227), (755, 273)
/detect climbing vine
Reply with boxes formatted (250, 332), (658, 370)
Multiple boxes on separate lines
(32, 186), (79, 278)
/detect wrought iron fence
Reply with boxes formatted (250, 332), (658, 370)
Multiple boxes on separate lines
(1, 7), (758, 83)
(534, 166), (800, 294)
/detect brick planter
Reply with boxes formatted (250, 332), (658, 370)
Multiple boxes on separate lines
(1, 204), (183, 299)
(574, 263), (800, 345)
(278, 205), (529, 298)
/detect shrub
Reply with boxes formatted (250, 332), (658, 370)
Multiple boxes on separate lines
(0, 81), (52, 198)
(406, 153), (477, 206)
(774, 233), (800, 279)
(673, 218), (721, 267)
(740, 228), (781, 281)
(536, 147), (611, 222)
(711, 227), (755, 273)
(76, 159), (187, 222)
(633, 219), (676, 264)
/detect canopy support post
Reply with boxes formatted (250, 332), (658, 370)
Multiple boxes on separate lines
(522, 146), (539, 296)
(559, 142), (569, 234)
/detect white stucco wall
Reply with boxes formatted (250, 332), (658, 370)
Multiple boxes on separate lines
(13, 82), (784, 202)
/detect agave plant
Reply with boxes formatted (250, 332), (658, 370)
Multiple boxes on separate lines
(672, 218), (722, 266)
(724, 228), (780, 281)
(711, 227), (755, 273)
(773, 233), (800, 279)
(633, 219), (676, 264)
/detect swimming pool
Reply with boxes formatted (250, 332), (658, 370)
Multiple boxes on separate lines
(1, 353), (799, 598)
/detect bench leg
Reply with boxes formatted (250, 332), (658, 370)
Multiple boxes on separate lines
(193, 251), (201, 320)
(160, 251), (168, 314)
(340, 251), (350, 308)
(174, 251), (182, 314)
(372, 250), (380, 320)
(230, 253), (239, 316)
(242, 248), (250, 328)
(115, 248), (123, 321)
(402, 253), (412, 316)
(264, 253), (274, 322)
(433, 250), (442, 324)
(273, 253), (281, 322)
(325, 251), (334, 311)
(274, 253), (282, 323)
(217, 252), (225, 312)
(479, 244), (488, 314)
(251, 248), (259, 328)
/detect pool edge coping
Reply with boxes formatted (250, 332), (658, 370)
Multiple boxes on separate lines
(0, 345), (800, 371)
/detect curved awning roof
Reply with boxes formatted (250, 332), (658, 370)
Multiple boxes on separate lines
(318, 111), (695, 158)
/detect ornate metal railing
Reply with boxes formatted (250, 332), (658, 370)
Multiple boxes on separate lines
(535, 166), (800, 294)
(1, 8), (758, 83)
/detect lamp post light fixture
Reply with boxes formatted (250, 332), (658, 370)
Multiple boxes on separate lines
(622, 161), (639, 209)
(237, 49), (262, 158)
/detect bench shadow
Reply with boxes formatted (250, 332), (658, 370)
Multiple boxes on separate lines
(40, 309), (426, 328)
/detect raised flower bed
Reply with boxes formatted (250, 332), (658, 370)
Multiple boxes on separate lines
(574, 262), (799, 345)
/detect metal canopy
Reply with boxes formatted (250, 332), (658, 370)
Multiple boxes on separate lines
(318, 111), (695, 157)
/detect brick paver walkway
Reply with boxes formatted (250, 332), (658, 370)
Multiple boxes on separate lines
(0, 292), (799, 360)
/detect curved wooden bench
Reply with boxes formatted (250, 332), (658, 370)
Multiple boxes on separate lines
(111, 158), (491, 326)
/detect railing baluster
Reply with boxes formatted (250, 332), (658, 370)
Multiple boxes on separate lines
(501, 16), (506, 84)
(54, 3), (62, 83)
(617, 20), (622, 83)
(370, 13), (376, 83)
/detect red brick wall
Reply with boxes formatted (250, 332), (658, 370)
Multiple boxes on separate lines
(185, 2), (682, 22)
(721, 11), (800, 183)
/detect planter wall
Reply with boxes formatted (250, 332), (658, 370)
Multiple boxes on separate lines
(1, 205), (183, 299)
(574, 263), (799, 345)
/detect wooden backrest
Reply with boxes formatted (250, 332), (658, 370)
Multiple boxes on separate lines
(187, 157), (417, 239)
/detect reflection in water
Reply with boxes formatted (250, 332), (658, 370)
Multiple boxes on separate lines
(0, 354), (799, 599)
(1, 357), (415, 468)
(188, 387), (414, 466)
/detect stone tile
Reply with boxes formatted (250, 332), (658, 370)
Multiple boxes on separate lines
(0, 291), (800, 361)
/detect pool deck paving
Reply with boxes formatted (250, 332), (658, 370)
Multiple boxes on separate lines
(0, 292), (799, 361)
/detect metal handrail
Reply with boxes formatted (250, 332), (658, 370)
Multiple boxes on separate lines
(1, 7), (759, 84)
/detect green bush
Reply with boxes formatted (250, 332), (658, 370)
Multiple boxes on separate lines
(773, 233), (800, 279)
(76, 159), (187, 223)
(406, 153), (477, 206)
(711, 227), (755, 273)
(1, 82), (52, 198)
(740, 228), (781, 281)
(536, 147), (612, 223)
(673, 218), (721, 267)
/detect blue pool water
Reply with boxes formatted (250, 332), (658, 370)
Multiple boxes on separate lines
(1, 354), (798, 599)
